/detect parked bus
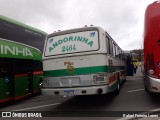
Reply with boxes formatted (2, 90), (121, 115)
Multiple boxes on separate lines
(0, 39), (43, 103)
(42, 26), (126, 96)
(0, 15), (47, 52)
(143, 1), (160, 93)
(0, 16), (47, 103)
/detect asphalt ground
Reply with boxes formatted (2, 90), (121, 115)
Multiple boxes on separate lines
(1, 67), (160, 120)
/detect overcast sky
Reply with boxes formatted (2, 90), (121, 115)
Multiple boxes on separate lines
(0, 0), (156, 50)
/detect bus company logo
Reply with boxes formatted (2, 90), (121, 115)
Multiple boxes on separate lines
(64, 62), (75, 74)
(90, 32), (95, 37)
(49, 38), (53, 43)
(0, 45), (33, 57)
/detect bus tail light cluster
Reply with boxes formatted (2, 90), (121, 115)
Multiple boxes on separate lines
(152, 86), (158, 91)
(147, 54), (159, 78)
(93, 74), (109, 85)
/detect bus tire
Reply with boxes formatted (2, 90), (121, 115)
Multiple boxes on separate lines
(145, 85), (148, 92)
(144, 81), (148, 92)
(115, 77), (120, 95)
(144, 77), (149, 92)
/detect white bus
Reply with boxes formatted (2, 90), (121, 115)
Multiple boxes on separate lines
(42, 26), (126, 96)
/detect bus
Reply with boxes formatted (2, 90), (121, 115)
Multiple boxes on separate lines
(0, 15), (47, 52)
(0, 39), (43, 103)
(143, 1), (160, 93)
(0, 15), (47, 103)
(42, 26), (126, 96)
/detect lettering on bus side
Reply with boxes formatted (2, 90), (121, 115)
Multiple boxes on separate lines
(0, 45), (33, 57)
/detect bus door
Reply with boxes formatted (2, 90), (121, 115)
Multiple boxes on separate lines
(14, 59), (30, 100)
(27, 60), (33, 94)
(0, 58), (14, 103)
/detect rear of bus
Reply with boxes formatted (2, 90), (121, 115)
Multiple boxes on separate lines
(144, 1), (160, 92)
(42, 26), (117, 96)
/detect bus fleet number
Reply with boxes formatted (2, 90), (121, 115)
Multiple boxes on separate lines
(62, 44), (76, 52)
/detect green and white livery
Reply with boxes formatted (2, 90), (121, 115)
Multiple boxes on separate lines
(0, 39), (43, 103)
(42, 26), (126, 96)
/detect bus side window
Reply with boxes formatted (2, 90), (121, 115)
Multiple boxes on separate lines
(117, 48), (120, 59)
(0, 64), (8, 77)
(119, 50), (122, 59)
(115, 46), (118, 58)
(33, 61), (42, 71)
(0, 59), (12, 77)
(115, 45), (118, 58)
(112, 42), (115, 57)
(106, 36), (110, 54)
(109, 39), (113, 56)
(14, 60), (27, 75)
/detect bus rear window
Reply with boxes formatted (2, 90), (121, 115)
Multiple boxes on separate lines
(44, 30), (99, 56)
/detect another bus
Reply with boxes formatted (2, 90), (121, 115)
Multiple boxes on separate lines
(0, 39), (43, 103)
(143, 1), (160, 93)
(0, 15), (47, 103)
(42, 26), (126, 96)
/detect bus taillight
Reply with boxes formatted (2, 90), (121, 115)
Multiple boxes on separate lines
(152, 86), (158, 91)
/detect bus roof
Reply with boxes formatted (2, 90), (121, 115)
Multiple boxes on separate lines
(48, 26), (103, 37)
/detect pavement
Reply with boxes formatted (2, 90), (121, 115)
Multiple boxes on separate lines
(1, 67), (160, 120)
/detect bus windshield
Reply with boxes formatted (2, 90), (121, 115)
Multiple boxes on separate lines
(44, 30), (99, 56)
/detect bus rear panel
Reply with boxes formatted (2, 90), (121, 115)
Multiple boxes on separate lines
(42, 26), (126, 96)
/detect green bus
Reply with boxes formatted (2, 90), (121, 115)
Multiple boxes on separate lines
(0, 39), (43, 103)
(0, 15), (47, 103)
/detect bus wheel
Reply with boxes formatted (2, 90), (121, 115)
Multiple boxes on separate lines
(144, 82), (149, 92)
(144, 77), (148, 92)
(145, 85), (148, 92)
(115, 79), (120, 95)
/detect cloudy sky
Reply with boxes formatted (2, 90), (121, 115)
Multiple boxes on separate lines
(0, 0), (156, 50)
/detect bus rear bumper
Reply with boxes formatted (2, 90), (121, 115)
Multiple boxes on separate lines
(146, 76), (160, 93)
(42, 85), (109, 96)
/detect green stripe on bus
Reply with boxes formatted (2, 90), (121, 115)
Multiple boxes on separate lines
(44, 66), (126, 77)
(44, 66), (109, 77)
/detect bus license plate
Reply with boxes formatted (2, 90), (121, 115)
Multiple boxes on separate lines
(64, 90), (75, 96)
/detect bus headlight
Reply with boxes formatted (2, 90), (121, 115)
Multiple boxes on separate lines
(93, 74), (109, 85)
(148, 69), (154, 75)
